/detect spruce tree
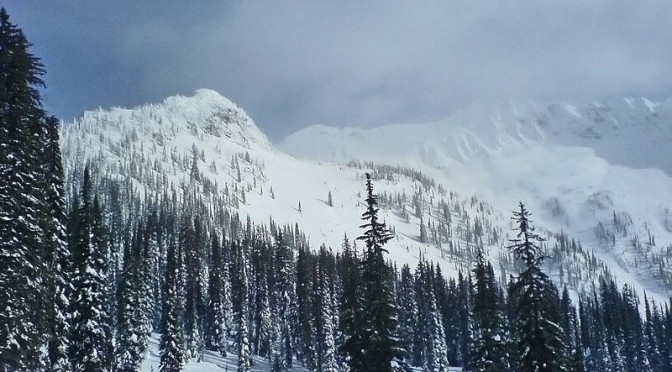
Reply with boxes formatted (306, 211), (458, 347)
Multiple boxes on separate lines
(507, 202), (566, 371)
(296, 244), (315, 369)
(338, 234), (364, 371)
(316, 250), (338, 372)
(272, 232), (294, 370)
(0, 7), (49, 369)
(353, 173), (405, 371)
(43, 116), (71, 372)
(159, 236), (184, 372)
(397, 264), (417, 364)
(116, 223), (150, 372)
(559, 287), (585, 372)
(69, 169), (114, 371)
(206, 233), (228, 356)
(234, 241), (251, 372)
(180, 215), (204, 359)
(465, 248), (510, 371)
(423, 264), (450, 372)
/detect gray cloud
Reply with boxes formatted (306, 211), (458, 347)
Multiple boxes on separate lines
(6, 0), (672, 139)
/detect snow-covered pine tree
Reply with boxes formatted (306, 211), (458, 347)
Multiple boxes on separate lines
(397, 264), (417, 364)
(250, 237), (272, 359)
(507, 202), (566, 372)
(159, 236), (184, 372)
(338, 233), (362, 370)
(255, 267), (272, 360)
(206, 232), (228, 356)
(559, 287), (585, 372)
(42, 115), (72, 372)
(355, 173), (405, 371)
(643, 293), (661, 372)
(69, 169), (114, 371)
(143, 206), (162, 331)
(316, 249), (338, 372)
(233, 241), (251, 372)
(412, 258), (428, 366)
(296, 243), (315, 369)
(465, 247), (510, 371)
(0, 7), (51, 369)
(180, 215), (205, 359)
(413, 258), (450, 371)
(116, 223), (150, 372)
(272, 231), (294, 370)
(418, 261), (450, 372)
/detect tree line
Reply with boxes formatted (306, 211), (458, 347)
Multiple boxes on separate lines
(2, 7), (672, 372)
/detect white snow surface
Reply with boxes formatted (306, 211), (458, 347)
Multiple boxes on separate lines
(61, 90), (672, 371)
(280, 97), (672, 299)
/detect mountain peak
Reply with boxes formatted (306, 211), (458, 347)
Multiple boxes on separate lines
(157, 89), (271, 150)
(75, 89), (272, 152)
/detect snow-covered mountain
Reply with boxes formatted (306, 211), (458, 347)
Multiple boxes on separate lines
(62, 90), (672, 308)
(281, 97), (672, 296)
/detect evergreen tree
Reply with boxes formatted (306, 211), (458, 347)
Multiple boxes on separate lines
(206, 233), (228, 356)
(559, 287), (585, 372)
(643, 293), (661, 372)
(296, 243), (315, 369)
(43, 116), (71, 372)
(159, 236), (184, 372)
(316, 250), (338, 372)
(465, 248), (510, 371)
(397, 264), (417, 365)
(353, 173), (405, 371)
(0, 7), (49, 369)
(421, 263), (450, 372)
(272, 232), (294, 370)
(233, 241), (251, 372)
(69, 169), (114, 371)
(116, 223), (150, 372)
(180, 215), (204, 359)
(507, 203), (566, 371)
(338, 234), (363, 371)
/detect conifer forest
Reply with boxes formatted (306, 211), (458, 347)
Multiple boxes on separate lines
(3, 7), (672, 372)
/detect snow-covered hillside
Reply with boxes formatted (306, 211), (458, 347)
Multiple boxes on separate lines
(280, 97), (672, 299)
(60, 89), (672, 370)
(62, 90), (672, 306)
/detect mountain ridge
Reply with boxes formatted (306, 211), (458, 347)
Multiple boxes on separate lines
(61, 89), (672, 308)
(280, 97), (672, 175)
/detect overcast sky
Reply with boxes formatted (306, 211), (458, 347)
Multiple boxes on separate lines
(6, 1), (672, 140)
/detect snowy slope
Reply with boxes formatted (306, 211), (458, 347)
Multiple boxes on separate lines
(279, 98), (672, 298)
(62, 89), (478, 274)
(61, 90), (672, 369)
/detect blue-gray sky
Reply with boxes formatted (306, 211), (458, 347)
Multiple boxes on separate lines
(5, 1), (672, 140)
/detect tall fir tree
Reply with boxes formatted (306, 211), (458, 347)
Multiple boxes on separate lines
(397, 264), (417, 365)
(507, 202), (566, 372)
(0, 7), (50, 370)
(465, 248), (510, 371)
(338, 233), (364, 371)
(159, 236), (184, 372)
(559, 287), (585, 372)
(116, 223), (150, 372)
(272, 231), (294, 370)
(206, 232), (228, 356)
(69, 169), (114, 371)
(353, 173), (405, 371)
(233, 241), (251, 372)
(43, 114), (71, 372)
(421, 263), (450, 372)
(296, 243), (315, 370)
(179, 214), (205, 360)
